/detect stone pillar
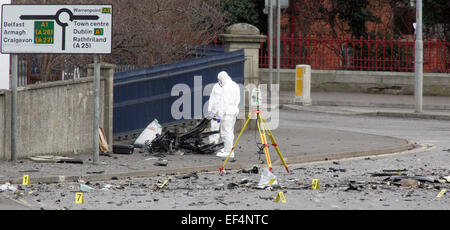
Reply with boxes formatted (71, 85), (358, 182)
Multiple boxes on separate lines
(220, 23), (267, 131)
(87, 62), (116, 151)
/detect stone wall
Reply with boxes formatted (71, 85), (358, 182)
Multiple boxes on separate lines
(260, 69), (450, 96)
(0, 63), (114, 161)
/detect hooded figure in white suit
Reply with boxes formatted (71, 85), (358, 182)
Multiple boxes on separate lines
(215, 71), (240, 158)
(207, 81), (223, 144)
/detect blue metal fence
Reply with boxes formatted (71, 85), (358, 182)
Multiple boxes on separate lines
(113, 49), (245, 137)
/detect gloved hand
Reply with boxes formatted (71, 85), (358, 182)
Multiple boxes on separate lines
(206, 113), (214, 120)
(214, 116), (221, 123)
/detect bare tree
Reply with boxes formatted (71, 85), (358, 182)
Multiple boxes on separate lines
(13, 0), (229, 82)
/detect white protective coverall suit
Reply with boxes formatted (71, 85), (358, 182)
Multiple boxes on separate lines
(215, 71), (240, 158)
(207, 82), (223, 144)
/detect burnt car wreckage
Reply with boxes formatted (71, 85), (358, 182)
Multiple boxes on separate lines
(146, 118), (224, 155)
(113, 118), (224, 155)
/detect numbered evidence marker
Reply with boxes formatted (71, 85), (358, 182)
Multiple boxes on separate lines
(75, 192), (84, 204)
(22, 175), (30, 185)
(311, 179), (320, 189)
(275, 192), (286, 203)
(436, 189), (447, 198)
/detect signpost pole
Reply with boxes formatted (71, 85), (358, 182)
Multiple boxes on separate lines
(276, 0), (280, 86)
(268, 0), (273, 99)
(93, 54), (100, 164)
(10, 54), (17, 161)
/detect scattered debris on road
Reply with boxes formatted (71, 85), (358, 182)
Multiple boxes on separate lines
(328, 167), (347, 173)
(257, 168), (278, 189)
(238, 165), (259, 174)
(112, 144), (134, 154)
(134, 119), (162, 147)
(154, 158), (168, 166)
(0, 182), (18, 192)
(370, 169), (408, 176)
(80, 184), (95, 192)
(444, 176), (450, 183)
(384, 175), (436, 183)
(175, 172), (198, 179)
(29, 155), (83, 164)
(86, 170), (105, 175)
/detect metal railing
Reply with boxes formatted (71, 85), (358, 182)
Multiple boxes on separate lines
(260, 34), (449, 73)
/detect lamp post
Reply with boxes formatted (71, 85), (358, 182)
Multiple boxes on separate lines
(414, 0), (423, 113)
(265, 0), (289, 98)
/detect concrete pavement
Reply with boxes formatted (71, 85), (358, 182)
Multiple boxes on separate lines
(1, 91), (449, 185)
(281, 91), (450, 119)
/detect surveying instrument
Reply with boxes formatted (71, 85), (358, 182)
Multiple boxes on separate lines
(219, 86), (289, 174)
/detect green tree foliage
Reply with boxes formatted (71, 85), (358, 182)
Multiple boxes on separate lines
(390, 0), (449, 39)
(329, 0), (380, 38)
(422, 0), (449, 40)
(222, 0), (259, 25)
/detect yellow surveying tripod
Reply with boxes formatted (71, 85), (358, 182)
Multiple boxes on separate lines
(219, 109), (289, 174)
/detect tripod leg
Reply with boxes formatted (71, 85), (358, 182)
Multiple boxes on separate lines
(257, 114), (272, 172)
(219, 112), (252, 174)
(260, 113), (289, 173)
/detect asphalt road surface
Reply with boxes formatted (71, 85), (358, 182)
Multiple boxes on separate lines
(1, 109), (449, 211)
